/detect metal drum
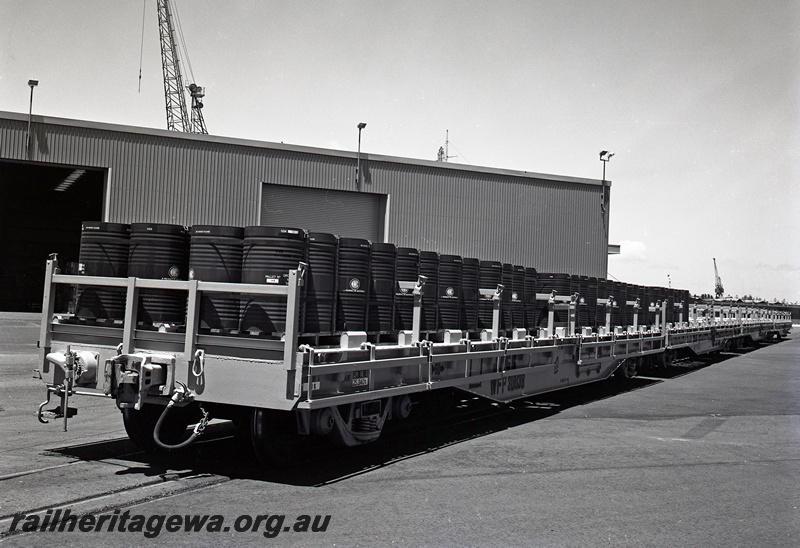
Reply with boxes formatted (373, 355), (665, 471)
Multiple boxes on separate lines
(478, 261), (502, 329)
(188, 225), (243, 332)
(437, 254), (462, 330)
(643, 286), (657, 327)
(336, 238), (371, 332)
(678, 289), (691, 324)
(610, 281), (626, 328)
(596, 278), (609, 328)
(128, 223), (188, 326)
(511, 265), (525, 329)
(667, 288), (678, 324)
(501, 263), (514, 330)
(636, 285), (650, 325)
(624, 283), (638, 327)
(304, 232), (337, 334)
(394, 247), (419, 331)
(461, 258), (480, 332)
(368, 242), (396, 333)
(577, 275), (591, 328)
(586, 277), (599, 329)
(536, 273), (571, 327)
(418, 251), (439, 333)
(662, 287), (673, 325)
(240, 226), (308, 336)
(649, 286), (665, 326)
(523, 267), (538, 330)
(75, 221), (130, 320)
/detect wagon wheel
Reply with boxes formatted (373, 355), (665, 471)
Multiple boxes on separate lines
(250, 408), (306, 467)
(614, 357), (639, 380)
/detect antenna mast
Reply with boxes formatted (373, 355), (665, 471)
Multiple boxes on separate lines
(443, 130), (457, 162)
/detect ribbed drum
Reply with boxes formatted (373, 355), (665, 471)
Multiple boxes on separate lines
(478, 261), (502, 329)
(581, 276), (593, 328)
(623, 284), (635, 326)
(336, 238), (371, 332)
(668, 288), (681, 324)
(635, 285), (647, 326)
(501, 264), (514, 330)
(188, 225), (243, 331)
(304, 232), (337, 334)
(642, 286), (657, 326)
(75, 221), (130, 320)
(418, 251), (439, 332)
(240, 226), (308, 336)
(437, 254), (462, 330)
(569, 275), (582, 328)
(368, 242), (396, 333)
(649, 286), (660, 325)
(586, 277), (599, 329)
(461, 258), (480, 332)
(394, 247), (419, 331)
(510, 265), (526, 330)
(128, 223), (188, 325)
(662, 288), (673, 325)
(677, 289), (690, 324)
(610, 281), (626, 327)
(523, 267), (538, 330)
(536, 273), (571, 327)
(596, 278), (609, 327)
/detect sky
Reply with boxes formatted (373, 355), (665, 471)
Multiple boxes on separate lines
(1, 0), (798, 302)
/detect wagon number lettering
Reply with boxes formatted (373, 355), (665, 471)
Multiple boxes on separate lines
(352, 369), (369, 387)
(490, 374), (525, 396)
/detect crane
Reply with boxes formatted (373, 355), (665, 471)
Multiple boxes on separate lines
(713, 258), (724, 299)
(155, 0), (207, 134)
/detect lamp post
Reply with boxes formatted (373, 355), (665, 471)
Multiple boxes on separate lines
(599, 150), (614, 181)
(27, 79), (39, 156)
(356, 122), (366, 190)
(599, 150), (614, 235)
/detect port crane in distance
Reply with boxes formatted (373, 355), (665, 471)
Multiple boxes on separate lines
(714, 257), (724, 299)
(156, 0), (207, 134)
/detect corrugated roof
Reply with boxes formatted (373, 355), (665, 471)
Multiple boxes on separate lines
(0, 110), (610, 188)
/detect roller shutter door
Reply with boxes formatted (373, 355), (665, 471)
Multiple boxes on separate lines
(260, 183), (385, 241)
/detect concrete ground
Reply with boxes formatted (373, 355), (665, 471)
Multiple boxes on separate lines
(0, 312), (798, 547)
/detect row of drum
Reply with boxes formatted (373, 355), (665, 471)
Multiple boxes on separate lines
(74, 222), (691, 336)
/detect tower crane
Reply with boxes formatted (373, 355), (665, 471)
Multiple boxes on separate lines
(713, 258), (724, 299)
(156, 0), (207, 134)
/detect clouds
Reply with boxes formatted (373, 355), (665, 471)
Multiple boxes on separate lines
(616, 240), (648, 262)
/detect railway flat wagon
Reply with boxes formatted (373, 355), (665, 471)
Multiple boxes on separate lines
(35, 248), (792, 465)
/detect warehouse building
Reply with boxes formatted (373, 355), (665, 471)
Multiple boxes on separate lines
(0, 110), (610, 312)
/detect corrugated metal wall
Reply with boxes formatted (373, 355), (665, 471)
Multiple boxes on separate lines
(260, 183), (385, 241)
(0, 112), (609, 277)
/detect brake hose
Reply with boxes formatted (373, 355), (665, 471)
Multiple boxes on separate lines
(152, 382), (209, 451)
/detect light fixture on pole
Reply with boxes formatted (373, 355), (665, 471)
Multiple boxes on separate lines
(599, 150), (614, 234)
(356, 122), (366, 190)
(599, 150), (614, 180)
(27, 79), (39, 156)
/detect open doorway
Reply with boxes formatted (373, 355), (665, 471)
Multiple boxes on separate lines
(0, 160), (105, 311)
